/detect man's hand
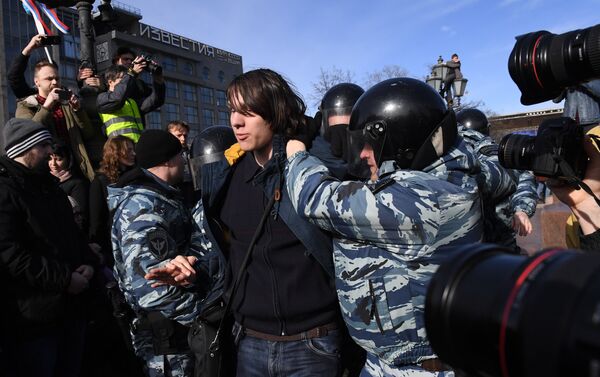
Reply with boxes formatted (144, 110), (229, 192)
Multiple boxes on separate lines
(43, 87), (61, 109)
(548, 128), (600, 234)
(76, 264), (94, 281)
(131, 56), (147, 75)
(512, 211), (533, 236)
(67, 271), (89, 294)
(145, 255), (198, 288)
(69, 94), (81, 111)
(22, 34), (43, 56)
(78, 68), (94, 81)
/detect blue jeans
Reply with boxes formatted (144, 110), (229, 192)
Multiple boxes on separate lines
(235, 325), (342, 377)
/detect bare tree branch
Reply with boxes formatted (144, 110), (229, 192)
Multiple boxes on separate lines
(363, 65), (410, 89)
(309, 66), (356, 109)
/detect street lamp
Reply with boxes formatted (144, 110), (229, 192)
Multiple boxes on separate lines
(425, 55), (467, 108)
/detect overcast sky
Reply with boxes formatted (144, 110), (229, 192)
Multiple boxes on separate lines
(119, 0), (599, 115)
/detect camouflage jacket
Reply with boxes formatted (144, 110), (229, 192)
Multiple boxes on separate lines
(460, 127), (536, 246)
(285, 138), (483, 365)
(108, 167), (209, 353)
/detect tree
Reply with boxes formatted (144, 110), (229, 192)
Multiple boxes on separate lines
(455, 98), (498, 117)
(309, 66), (356, 109)
(363, 65), (410, 89)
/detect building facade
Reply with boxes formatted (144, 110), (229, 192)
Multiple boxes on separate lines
(0, 0), (243, 147)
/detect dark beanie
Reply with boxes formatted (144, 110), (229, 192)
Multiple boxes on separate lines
(4, 118), (53, 158)
(135, 129), (182, 169)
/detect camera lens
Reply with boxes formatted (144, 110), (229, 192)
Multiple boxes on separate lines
(425, 244), (600, 377)
(498, 133), (535, 171)
(508, 23), (600, 105)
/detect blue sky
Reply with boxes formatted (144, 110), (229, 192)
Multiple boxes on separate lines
(121, 0), (599, 115)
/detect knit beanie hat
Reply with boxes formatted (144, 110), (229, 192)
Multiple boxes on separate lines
(4, 118), (53, 158)
(135, 129), (182, 169)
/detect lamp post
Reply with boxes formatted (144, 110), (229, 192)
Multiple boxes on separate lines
(426, 56), (467, 109)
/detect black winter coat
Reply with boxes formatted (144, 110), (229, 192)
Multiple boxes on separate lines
(0, 156), (93, 337)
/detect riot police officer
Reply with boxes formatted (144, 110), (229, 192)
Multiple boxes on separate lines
(285, 78), (499, 375)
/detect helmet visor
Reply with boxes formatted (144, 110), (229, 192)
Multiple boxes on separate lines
(347, 126), (386, 180)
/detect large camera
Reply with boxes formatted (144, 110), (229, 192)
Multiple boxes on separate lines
(508, 24), (600, 105)
(425, 243), (600, 377)
(138, 54), (162, 75)
(498, 117), (587, 179)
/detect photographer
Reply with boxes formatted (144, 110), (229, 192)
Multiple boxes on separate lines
(15, 60), (96, 181)
(546, 127), (600, 251)
(97, 57), (165, 143)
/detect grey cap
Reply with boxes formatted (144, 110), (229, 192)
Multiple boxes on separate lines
(4, 118), (53, 158)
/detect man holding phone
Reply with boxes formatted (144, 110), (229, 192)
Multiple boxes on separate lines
(15, 60), (96, 181)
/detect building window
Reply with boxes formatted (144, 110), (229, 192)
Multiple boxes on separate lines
(216, 90), (227, 107)
(63, 35), (79, 59)
(202, 109), (214, 127)
(166, 80), (179, 99)
(146, 111), (161, 130)
(162, 55), (177, 72)
(218, 111), (230, 126)
(202, 66), (210, 80)
(185, 106), (199, 124)
(182, 61), (194, 76)
(218, 70), (225, 84)
(61, 62), (77, 80)
(183, 83), (196, 102)
(200, 87), (213, 105)
(164, 103), (180, 122)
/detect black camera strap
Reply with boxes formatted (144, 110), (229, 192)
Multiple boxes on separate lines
(556, 158), (600, 208)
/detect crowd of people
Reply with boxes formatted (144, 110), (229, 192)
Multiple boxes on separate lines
(2, 32), (600, 377)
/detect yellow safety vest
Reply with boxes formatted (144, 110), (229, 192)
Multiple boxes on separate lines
(99, 99), (144, 143)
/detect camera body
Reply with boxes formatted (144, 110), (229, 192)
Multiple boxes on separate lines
(498, 117), (587, 179)
(56, 88), (73, 105)
(138, 55), (162, 75)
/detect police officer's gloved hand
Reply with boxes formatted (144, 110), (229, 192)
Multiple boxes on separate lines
(289, 115), (319, 151)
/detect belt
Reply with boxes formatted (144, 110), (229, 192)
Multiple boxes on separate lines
(243, 322), (338, 342)
(419, 358), (448, 372)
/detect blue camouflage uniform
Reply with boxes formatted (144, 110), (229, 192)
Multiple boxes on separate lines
(459, 127), (535, 250)
(109, 167), (210, 377)
(285, 137), (484, 375)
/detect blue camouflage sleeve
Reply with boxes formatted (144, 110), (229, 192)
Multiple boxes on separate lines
(475, 153), (516, 201)
(510, 170), (538, 217)
(285, 151), (439, 250)
(116, 199), (203, 325)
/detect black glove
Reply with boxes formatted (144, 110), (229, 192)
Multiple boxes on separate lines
(289, 115), (320, 151)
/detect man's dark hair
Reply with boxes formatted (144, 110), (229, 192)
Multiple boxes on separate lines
(104, 65), (128, 83)
(227, 68), (306, 137)
(452, 53), (459, 59)
(112, 46), (136, 64)
(167, 120), (190, 132)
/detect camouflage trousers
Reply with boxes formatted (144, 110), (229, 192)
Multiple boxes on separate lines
(143, 353), (194, 377)
(361, 354), (454, 377)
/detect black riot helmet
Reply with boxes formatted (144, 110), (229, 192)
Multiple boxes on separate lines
(456, 108), (490, 136)
(347, 77), (458, 178)
(189, 125), (237, 190)
(320, 83), (365, 128)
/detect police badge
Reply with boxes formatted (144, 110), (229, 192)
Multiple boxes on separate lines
(148, 228), (170, 259)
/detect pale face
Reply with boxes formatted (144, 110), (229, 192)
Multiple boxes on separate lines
(359, 143), (379, 181)
(169, 127), (189, 148)
(118, 141), (136, 168)
(48, 154), (69, 175)
(230, 93), (274, 156)
(34, 66), (60, 97)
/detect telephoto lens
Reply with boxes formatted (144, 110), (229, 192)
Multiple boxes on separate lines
(425, 243), (600, 377)
(509, 24), (600, 105)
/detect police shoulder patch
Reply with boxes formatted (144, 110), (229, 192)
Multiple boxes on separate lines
(148, 228), (170, 260)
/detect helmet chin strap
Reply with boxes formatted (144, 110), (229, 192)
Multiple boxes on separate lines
(408, 110), (458, 171)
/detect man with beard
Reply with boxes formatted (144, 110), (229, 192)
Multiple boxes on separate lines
(0, 118), (95, 377)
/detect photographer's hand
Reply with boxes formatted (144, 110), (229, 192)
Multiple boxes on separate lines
(131, 56), (146, 75)
(548, 129), (600, 234)
(22, 34), (43, 56)
(43, 88), (61, 110)
(68, 94), (80, 111)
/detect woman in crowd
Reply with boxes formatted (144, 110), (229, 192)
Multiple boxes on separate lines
(88, 136), (136, 266)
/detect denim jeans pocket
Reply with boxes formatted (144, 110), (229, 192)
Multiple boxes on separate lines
(304, 329), (341, 359)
